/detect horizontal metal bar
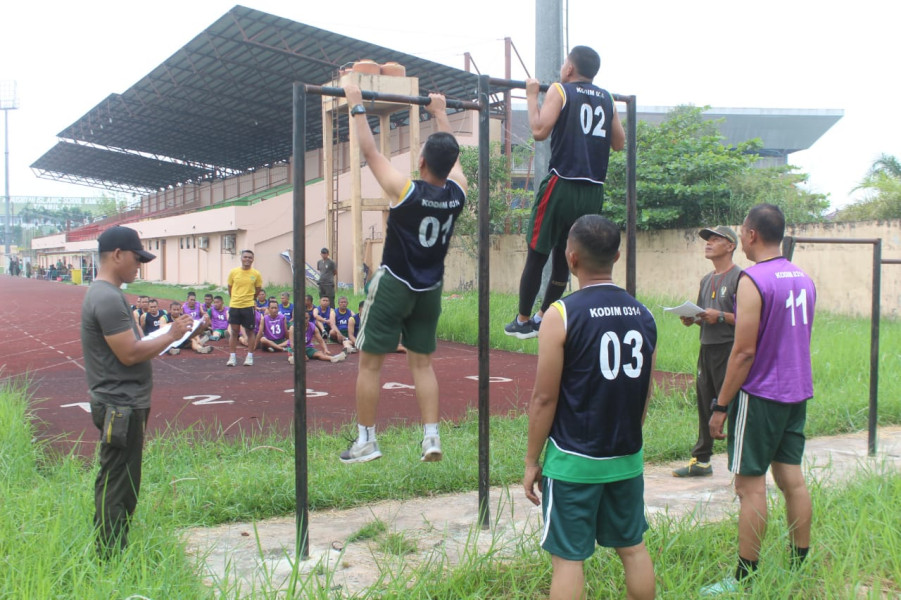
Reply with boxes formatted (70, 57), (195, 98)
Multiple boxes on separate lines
(883, 259), (901, 265)
(486, 77), (632, 104)
(303, 84), (481, 111)
(791, 237), (881, 245)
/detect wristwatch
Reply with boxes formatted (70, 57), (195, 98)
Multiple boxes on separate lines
(717, 311), (725, 324)
(350, 103), (367, 116)
(711, 399), (728, 413)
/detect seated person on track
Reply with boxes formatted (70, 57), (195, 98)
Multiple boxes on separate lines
(301, 312), (346, 364)
(166, 302), (212, 355)
(140, 299), (169, 337)
(332, 295), (357, 353)
(207, 295), (230, 341)
(259, 299), (290, 353)
(313, 296), (337, 342)
(279, 291), (295, 326)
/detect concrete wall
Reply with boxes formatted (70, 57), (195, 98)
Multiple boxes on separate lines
(443, 219), (901, 318)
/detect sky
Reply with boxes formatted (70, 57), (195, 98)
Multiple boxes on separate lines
(1, 0), (899, 210)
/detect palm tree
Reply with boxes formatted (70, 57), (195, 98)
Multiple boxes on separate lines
(839, 154), (901, 221)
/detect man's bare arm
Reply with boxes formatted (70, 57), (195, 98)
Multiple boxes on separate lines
(344, 84), (409, 201)
(526, 79), (564, 141)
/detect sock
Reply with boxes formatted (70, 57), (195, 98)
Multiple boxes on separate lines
(791, 545), (809, 568)
(735, 556), (758, 581)
(247, 352), (253, 358)
(358, 424), (376, 443)
(423, 423), (439, 438)
(516, 316), (529, 325)
(532, 314), (543, 324)
(229, 353), (236, 359)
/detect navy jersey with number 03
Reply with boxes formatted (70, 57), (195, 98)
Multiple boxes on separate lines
(548, 82), (615, 185)
(381, 178), (466, 291)
(549, 283), (657, 458)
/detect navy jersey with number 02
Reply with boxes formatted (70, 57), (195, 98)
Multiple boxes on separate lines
(381, 178), (466, 291)
(549, 283), (657, 458)
(548, 82), (616, 185)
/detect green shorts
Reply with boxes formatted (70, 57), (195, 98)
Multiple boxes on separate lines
(527, 174), (605, 254)
(727, 391), (807, 476)
(540, 475), (648, 561)
(357, 268), (441, 355)
(304, 347), (316, 360)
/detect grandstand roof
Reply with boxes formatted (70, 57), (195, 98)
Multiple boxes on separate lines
(32, 5), (481, 193)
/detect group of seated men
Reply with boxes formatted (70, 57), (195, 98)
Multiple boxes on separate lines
(131, 290), (365, 364)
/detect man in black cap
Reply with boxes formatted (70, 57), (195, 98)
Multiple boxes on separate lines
(81, 226), (192, 557)
(673, 225), (741, 478)
(317, 247), (336, 308)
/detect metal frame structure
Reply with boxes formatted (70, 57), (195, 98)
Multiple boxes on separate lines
(783, 236), (897, 456)
(292, 78), (637, 558)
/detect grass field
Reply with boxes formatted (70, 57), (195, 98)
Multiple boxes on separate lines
(4, 283), (899, 597)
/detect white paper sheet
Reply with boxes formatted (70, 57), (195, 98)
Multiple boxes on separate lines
(663, 301), (705, 318)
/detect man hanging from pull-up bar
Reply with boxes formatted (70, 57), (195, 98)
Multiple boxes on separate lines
(339, 84), (468, 464)
(504, 45), (625, 340)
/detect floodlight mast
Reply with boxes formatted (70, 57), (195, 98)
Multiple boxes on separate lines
(1, 81), (19, 257)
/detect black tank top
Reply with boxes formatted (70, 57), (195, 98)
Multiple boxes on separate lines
(549, 82), (615, 184)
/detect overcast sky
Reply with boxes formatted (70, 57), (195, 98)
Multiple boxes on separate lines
(1, 0), (898, 209)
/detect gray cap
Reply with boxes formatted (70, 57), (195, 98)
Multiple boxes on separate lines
(699, 226), (737, 245)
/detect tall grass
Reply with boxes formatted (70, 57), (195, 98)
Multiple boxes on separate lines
(3, 377), (899, 598)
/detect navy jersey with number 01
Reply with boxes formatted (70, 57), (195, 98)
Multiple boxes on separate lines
(549, 82), (615, 185)
(381, 178), (466, 291)
(549, 283), (657, 458)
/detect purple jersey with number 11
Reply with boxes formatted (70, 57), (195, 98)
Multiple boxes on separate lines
(741, 257), (816, 404)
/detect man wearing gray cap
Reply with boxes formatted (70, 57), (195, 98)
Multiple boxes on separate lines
(317, 247), (337, 308)
(673, 226), (741, 478)
(81, 226), (192, 557)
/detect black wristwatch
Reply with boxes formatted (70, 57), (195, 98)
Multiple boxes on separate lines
(350, 104), (367, 116)
(717, 311), (725, 324)
(711, 399), (728, 413)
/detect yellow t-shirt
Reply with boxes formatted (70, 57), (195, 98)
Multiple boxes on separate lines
(227, 267), (263, 308)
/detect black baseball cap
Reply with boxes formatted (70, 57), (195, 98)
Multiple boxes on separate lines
(321, 247), (329, 254)
(98, 226), (156, 263)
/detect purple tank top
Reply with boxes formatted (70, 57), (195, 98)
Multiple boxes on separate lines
(209, 307), (229, 330)
(742, 257), (816, 403)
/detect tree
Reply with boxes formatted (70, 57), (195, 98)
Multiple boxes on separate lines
(455, 142), (518, 257)
(603, 105), (828, 229)
(837, 154), (901, 221)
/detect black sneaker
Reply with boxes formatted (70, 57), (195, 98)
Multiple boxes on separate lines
(504, 318), (538, 340)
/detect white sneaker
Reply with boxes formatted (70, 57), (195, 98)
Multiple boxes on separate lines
(330, 351), (346, 363)
(339, 439), (382, 463)
(168, 348), (180, 356)
(197, 345), (213, 354)
(225, 355), (237, 367)
(421, 435), (442, 462)
(243, 355), (254, 366)
(288, 354), (294, 365)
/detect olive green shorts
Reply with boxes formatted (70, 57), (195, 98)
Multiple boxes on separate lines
(526, 174), (605, 255)
(727, 391), (807, 476)
(357, 268), (442, 355)
(540, 475), (648, 561)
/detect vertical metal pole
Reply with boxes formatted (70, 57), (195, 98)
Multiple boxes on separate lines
(868, 240), (881, 456)
(292, 82), (310, 559)
(477, 74), (492, 530)
(4, 110), (10, 256)
(782, 236), (796, 261)
(625, 96), (637, 297)
(504, 38), (513, 174)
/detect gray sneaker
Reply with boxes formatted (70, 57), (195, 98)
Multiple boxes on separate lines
(421, 435), (442, 462)
(340, 439), (382, 464)
(225, 355), (237, 367)
(504, 318), (538, 340)
(243, 354), (254, 366)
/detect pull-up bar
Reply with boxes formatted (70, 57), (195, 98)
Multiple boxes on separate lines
(783, 236), (884, 456)
(304, 84), (482, 111)
(291, 75), (637, 561)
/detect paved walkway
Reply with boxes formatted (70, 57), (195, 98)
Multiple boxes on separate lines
(185, 427), (901, 596)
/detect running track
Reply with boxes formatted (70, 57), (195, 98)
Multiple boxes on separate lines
(0, 276), (689, 457)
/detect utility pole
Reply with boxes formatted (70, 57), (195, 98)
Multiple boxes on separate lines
(535, 0), (563, 296)
(1, 81), (19, 259)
